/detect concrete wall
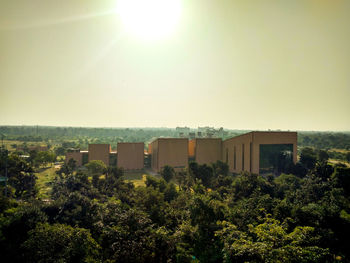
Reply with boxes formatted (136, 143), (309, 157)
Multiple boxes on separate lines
(65, 151), (83, 166)
(88, 144), (111, 166)
(150, 139), (158, 171)
(117, 142), (144, 170)
(222, 133), (253, 173)
(190, 138), (222, 165)
(150, 138), (188, 172)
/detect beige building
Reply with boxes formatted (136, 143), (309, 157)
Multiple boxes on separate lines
(117, 142), (144, 170)
(65, 149), (83, 166)
(64, 131), (297, 175)
(222, 131), (297, 174)
(88, 144), (111, 166)
(189, 138), (222, 165)
(149, 138), (188, 172)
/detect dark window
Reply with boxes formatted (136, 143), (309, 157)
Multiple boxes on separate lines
(234, 146), (236, 170)
(259, 144), (293, 175)
(242, 144), (245, 171)
(82, 153), (89, 165)
(250, 142), (252, 172)
(109, 154), (117, 167)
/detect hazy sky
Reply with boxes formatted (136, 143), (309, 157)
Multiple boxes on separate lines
(1, 0), (349, 131)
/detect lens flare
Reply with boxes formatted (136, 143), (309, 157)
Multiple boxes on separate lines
(117, 0), (182, 41)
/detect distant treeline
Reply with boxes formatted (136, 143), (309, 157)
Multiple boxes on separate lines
(298, 132), (350, 150)
(1, 126), (349, 150)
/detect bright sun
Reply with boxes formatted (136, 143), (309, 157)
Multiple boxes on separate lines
(117, 0), (182, 41)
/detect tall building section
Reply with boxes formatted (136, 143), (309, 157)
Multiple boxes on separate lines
(88, 144), (111, 166)
(189, 138), (222, 165)
(149, 138), (188, 172)
(222, 131), (297, 174)
(117, 142), (144, 170)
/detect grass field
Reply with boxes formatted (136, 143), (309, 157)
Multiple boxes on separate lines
(329, 159), (350, 167)
(1, 140), (47, 151)
(124, 171), (161, 187)
(35, 166), (58, 199)
(330, 148), (350, 154)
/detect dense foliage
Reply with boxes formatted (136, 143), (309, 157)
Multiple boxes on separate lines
(1, 146), (350, 262)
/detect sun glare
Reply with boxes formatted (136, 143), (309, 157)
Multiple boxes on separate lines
(117, 0), (182, 41)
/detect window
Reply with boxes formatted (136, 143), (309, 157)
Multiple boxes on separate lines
(250, 142), (252, 172)
(234, 146), (236, 170)
(82, 153), (89, 165)
(242, 144), (245, 171)
(259, 144), (293, 175)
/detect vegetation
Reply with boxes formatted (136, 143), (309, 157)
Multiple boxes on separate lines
(0, 126), (349, 262)
(1, 145), (350, 262)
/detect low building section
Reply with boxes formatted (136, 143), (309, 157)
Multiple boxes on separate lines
(117, 142), (144, 170)
(149, 138), (188, 172)
(222, 131), (297, 174)
(189, 138), (222, 165)
(65, 149), (83, 166)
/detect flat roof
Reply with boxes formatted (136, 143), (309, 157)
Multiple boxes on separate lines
(190, 138), (222, 141)
(117, 142), (144, 144)
(149, 137), (188, 144)
(223, 131), (297, 142)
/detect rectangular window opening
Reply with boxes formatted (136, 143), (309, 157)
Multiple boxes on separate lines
(242, 144), (245, 171)
(234, 146), (236, 170)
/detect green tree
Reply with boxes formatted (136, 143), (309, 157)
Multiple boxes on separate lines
(161, 165), (175, 183)
(318, 149), (329, 163)
(56, 158), (76, 177)
(85, 160), (107, 175)
(188, 162), (214, 188)
(22, 223), (100, 263)
(300, 147), (317, 170)
(216, 216), (330, 263)
(1, 153), (37, 198)
(85, 160), (107, 187)
(34, 151), (56, 167)
(346, 152), (350, 162)
(0, 203), (48, 262)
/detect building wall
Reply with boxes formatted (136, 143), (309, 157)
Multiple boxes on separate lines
(222, 132), (297, 174)
(150, 138), (188, 172)
(150, 139), (158, 171)
(192, 138), (222, 165)
(65, 151), (83, 166)
(222, 133), (253, 173)
(88, 144), (111, 166)
(117, 142), (144, 170)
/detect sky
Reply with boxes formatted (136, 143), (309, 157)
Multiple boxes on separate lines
(1, 0), (349, 131)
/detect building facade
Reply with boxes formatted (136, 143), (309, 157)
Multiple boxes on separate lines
(88, 144), (111, 166)
(149, 138), (188, 172)
(65, 149), (83, 167)
(117, 142), (144, 170)
(65, 131), (297, 175)
(222, 131), (297, 174)
(189, 138), (222, 165)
